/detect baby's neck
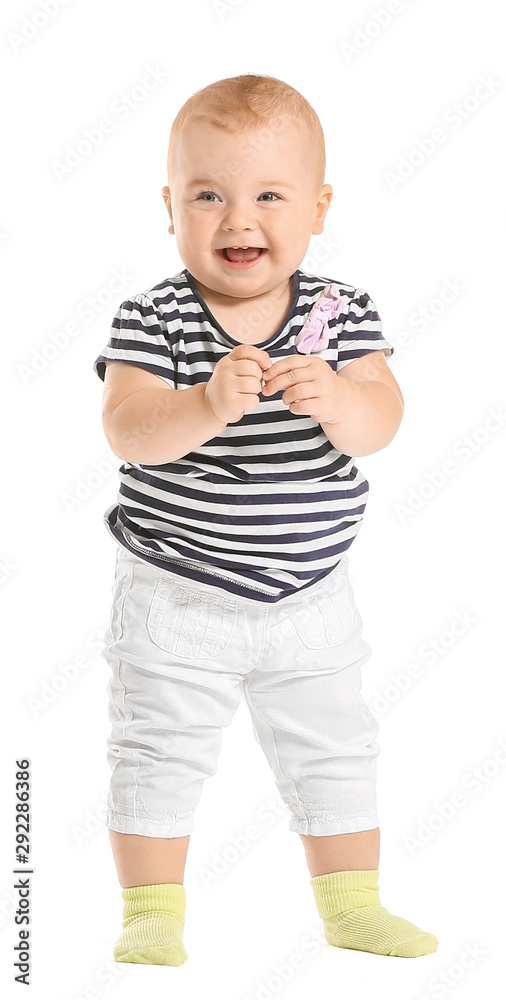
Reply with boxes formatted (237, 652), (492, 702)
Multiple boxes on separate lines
(195, 276), (293, 344)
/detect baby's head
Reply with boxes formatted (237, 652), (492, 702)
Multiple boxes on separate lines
(162, 74), (332, 298)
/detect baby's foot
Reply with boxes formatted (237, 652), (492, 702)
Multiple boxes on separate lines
(311, 869), (438, 958)
(114, 912), (188, 965)
(323, 904), (438, 957)
(113, 882), (188, 966)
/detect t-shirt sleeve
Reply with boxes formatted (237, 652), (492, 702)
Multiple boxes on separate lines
(336, 287), (394, 373)
(92, 293), (177, 387)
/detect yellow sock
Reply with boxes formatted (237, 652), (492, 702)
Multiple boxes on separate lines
(113, 882), (188, 966)
(310, 869), (438, 958)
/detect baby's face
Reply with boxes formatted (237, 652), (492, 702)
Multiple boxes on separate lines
(162, 118), (332, 300)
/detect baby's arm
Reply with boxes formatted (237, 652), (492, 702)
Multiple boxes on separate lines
(320, 350), (403, 457)
(102, 341), (270, 466)
(103, 362), (226, 465)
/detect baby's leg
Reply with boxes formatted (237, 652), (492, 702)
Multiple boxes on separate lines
(109, 831), (190, 887)
(102, 549), (244, 964)
(243, 656), (437, 957)
(109, 831), (190, 965)
(300, 828), (379, 876)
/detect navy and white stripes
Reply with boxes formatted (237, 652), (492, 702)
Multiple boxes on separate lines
(93, 267), (394, 602)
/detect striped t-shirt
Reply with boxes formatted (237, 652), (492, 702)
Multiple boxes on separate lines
(93, 267), (394, 603)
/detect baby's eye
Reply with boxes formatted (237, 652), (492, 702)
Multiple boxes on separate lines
(196, 191), (280, 202)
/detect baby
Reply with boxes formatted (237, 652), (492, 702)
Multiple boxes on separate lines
(94, 73), (438, 965)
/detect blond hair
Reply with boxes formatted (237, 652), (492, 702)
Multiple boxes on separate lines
(167, 73), (326, 193)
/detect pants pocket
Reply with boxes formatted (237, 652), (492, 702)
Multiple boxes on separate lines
(288, 577), (357, 649)
(104, 550), (134, 648)
(147, 575), (238, 659)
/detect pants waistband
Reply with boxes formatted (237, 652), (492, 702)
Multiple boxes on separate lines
(115, 543), (350, 610)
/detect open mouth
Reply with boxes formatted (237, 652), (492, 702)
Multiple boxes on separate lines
(218, 247), (267, 262)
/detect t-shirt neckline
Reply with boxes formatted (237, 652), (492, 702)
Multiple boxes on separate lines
(183, 267), (301, 348)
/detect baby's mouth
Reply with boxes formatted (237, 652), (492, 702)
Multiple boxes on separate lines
(219, 247), (266, 262)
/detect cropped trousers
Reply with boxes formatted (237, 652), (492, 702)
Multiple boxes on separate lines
(101, 544), (380, 838)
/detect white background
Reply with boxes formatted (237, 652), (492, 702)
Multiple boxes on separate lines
(1, 0), (505, 997)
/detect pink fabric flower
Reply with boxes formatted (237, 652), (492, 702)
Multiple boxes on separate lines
(294, 283), (345, 354)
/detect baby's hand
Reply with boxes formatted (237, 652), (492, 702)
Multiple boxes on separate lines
(262, 355), (344, 424)
(205, 345), (272, 424)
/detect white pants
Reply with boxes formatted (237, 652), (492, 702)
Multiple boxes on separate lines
(102, 544), (380, 838)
